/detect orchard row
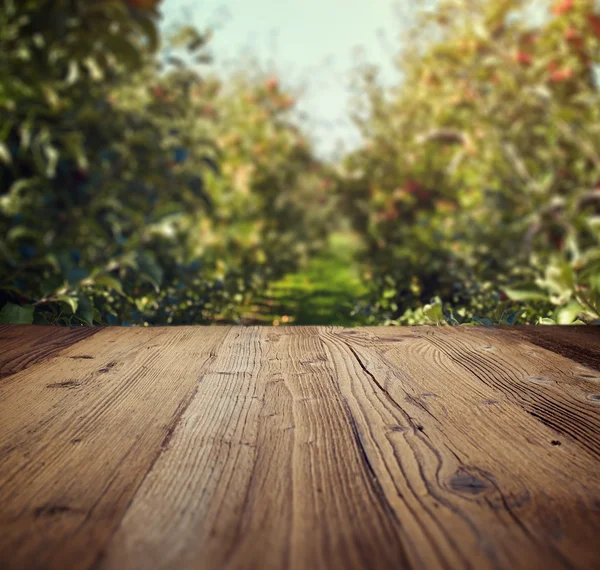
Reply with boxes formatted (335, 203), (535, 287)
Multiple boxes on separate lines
(1, 0), (599, 326)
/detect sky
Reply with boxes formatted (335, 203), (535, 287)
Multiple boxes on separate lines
(160, 0), (410, 159)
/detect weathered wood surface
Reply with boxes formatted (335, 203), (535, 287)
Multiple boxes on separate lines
(0, 325), (98, 379)
(0, 326), (599, 570)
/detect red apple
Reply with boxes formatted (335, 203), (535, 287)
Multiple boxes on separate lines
(265, 77), (279, 92)
(515, 50), (532, 66)
(552, 0), (574, 16)
(550, 67), (573, 82)
(588, 13), (600, 37)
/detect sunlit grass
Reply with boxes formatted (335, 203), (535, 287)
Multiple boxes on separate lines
(240, 232), (369, 326)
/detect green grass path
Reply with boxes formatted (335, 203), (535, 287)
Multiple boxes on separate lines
(242, 232), (368, 326)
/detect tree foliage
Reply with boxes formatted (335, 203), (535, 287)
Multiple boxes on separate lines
(3, 0), (599, 327)
(338, 0), (600, 325)
(0, 0), (332, 325)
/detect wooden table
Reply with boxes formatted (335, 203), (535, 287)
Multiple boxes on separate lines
(1, 325), (600, 570)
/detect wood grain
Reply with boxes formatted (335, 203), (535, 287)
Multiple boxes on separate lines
(99, 327), (410, 570)
(508, 326), (600, 371)
(323, 327), (600, 570)
(0, 325), (599, 570)
(0, 325), (98, 379)
(421, 327), (600, 461)
(0, 326), (229, 570)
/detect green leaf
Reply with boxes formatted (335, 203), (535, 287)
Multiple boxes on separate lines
(55, 294), (79, 315)
(506, 310), (524, 325)
(0, 142), (12, 165)
(92, 308), (102, 323)
(104, 35), (142, 69)
(194, 53), (213, 65)
(7, 226), (40, 242)
(94, 274), (125, 296)
(44, 144), (59, 178)
(136, 14), (160, 52)
(83, 57), (104, 81)
(75, 295), (94, 325)
(136, 252), (163, 292)
(167, 56), (186, 69)
(201, 156), (220, 175)
(423, 298), (444, 323)
(504, 286), (547, 302)
(555, 301), (582, 325)
(0, 303), (34, 324)
(538, 260), (574, 303)
(7, 177), (40, 196)
(64, 60), (79, 86)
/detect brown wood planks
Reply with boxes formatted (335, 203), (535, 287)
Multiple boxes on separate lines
(0, 326), (229, 570)
(0, 325), (98, 379)
(324, 327), (600, 570)
(0, 325), (599, 570)
(98, 327), (409, 570)
(507, 326), (600, 371)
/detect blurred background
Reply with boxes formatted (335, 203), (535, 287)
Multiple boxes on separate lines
(1, 0), (599, 326)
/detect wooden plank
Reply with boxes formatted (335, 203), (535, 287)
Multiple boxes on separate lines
(0, 326), (230, 570)
(0, 325), (98, 379)
(507, 326), (600, 371)
(0, 325), (599, 570)
(319, 327), (600, 570)
(98, 327), (411, 570)
(418, 327), (600, 460)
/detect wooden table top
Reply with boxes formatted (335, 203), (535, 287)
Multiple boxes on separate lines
(1, 325), (599, 570)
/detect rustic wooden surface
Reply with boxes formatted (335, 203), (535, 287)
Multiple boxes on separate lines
(0, 325), (599, 570)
